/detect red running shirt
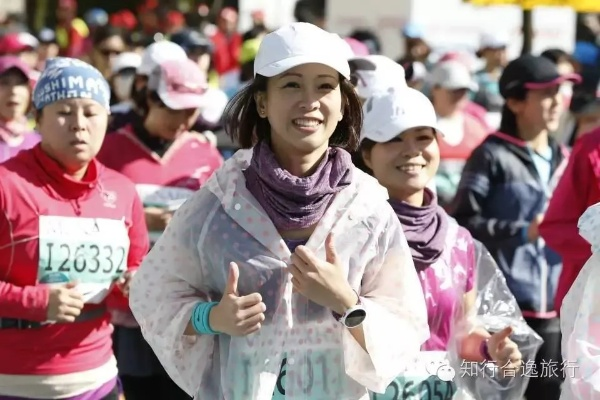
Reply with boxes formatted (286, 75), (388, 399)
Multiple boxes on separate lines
(98, 127), (223, 211)
(0, 145), (149, 375)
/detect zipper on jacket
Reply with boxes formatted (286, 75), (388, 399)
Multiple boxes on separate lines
(537, 157), (566, 315)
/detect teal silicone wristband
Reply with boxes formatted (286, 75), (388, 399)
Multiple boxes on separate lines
(192, 302), (219, 335)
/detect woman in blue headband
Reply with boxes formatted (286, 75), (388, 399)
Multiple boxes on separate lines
(0, 57), (149, 400)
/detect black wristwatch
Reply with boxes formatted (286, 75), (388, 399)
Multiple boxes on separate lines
(332, 293), (366, 328)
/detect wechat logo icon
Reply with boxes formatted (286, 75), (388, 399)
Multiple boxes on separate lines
(425, 359), (456, 382)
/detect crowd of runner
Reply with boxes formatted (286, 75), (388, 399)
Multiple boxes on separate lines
(0, 1), (599, 400)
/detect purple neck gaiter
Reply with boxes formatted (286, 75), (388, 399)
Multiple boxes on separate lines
(243, 140), (354, 231)
(389, 189), (448, 269)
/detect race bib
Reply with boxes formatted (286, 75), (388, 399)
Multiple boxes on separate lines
(236, 350), (341, 399)
(371, 352), (456, 400)
(137, 184), (194, 211)
(38, 216), (130, 302)
(272, 351), (344, 399)
(372, 376), (455, 400)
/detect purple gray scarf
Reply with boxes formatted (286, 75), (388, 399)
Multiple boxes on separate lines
(243, 140), (353, 231)
(389, 189), (448, 269)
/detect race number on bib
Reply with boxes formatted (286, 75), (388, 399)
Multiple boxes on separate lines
(371, 351), (456, 400)
(236, 350), (341, 399)
(38, 216), (130, 301)
(371, 376), (455, 400)
(271, 352), (342, 400)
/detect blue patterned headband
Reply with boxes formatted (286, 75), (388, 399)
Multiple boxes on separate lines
(33, 57), (111, 110)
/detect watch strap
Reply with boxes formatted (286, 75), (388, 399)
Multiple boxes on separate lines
(332, 290), (361, 321)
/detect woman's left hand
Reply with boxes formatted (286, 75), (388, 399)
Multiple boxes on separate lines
(289, 233), (357, 314)
(488, 326), (523, 377)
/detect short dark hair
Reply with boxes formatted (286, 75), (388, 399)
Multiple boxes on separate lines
(294, 0), (325, 23)
(222, 74), (363, 151)
(540, 48), (571, 65)
(92, 26), (124, 47)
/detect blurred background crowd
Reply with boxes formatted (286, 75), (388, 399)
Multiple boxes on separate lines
(0, 0), (598, 161)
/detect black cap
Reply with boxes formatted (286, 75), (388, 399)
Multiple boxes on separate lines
(170, 29), (213, 54)
(499, 54), (581, 99)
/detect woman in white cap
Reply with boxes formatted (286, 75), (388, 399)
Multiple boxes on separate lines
(357, 87), (522, 399)
(129, 22), (429, 400)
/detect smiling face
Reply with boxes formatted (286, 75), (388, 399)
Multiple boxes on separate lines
(363, 127), (440, 200)
(255, 63), (344, 159)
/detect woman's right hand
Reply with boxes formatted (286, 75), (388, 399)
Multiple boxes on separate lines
(209, 262), (266, 336)
(46, 282), (85, 322)
(145, 207), (173, 231)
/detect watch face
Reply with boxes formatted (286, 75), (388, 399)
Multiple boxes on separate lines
(345, 308), (367, 328)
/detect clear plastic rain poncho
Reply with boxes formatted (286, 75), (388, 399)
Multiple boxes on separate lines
(129, 149), (431, 400)
(369, 216), (476, 400)
(369, 217), (542, 400)
(448, 240), (544, 400)
(561, 202), (600, 400)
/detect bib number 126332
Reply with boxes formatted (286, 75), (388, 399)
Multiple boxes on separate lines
(37, 216), (130, 286)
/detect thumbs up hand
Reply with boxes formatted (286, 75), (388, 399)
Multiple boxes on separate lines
(209, 262), (266, 336)
(487, 326), (523, 376)
(289, 233), (358, 315)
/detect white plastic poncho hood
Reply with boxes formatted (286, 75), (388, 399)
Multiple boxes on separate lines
(130, 148), (430, 400)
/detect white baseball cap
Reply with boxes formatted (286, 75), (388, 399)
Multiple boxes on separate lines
(361, 87), (441, 143)
(428, 60), (478, 91)
(479, 32), (509, 50)
(254, 22), (351, 79)
(111, 52), (142, 74)
(349, 55), (407, 100)
(137, 41), (188, 76)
